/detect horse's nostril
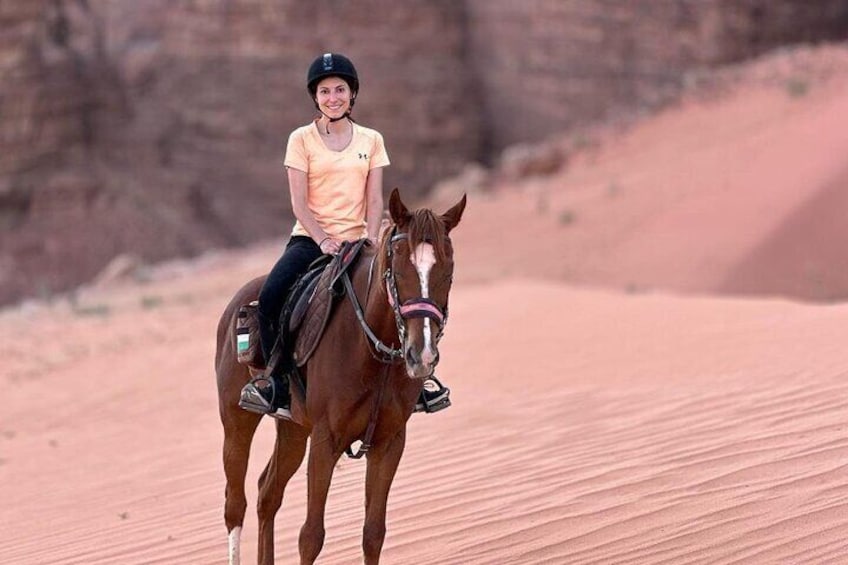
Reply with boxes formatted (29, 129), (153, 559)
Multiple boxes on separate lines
(420, 346), (438, 366)
(405, 347), (420, 366)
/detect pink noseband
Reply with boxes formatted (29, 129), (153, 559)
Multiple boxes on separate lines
(399, 299), (445, 324)
(386, 280), (445, 324)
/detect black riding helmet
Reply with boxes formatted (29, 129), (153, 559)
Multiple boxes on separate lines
(307, 53), (359, 122)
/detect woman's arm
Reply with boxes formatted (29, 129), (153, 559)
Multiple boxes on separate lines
(365, 166), (385, 244)
(288, 167), (341, 254)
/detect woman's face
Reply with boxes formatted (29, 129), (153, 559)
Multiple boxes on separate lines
(315, 76), (353, 119)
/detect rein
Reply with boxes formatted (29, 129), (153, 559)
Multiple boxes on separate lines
(341, 230), (449, 458)
(341, 246), (397, 458)
(342, 272), (403, 361)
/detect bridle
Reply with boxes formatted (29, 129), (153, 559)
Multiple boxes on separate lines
(383, 229), (449, 350)
(342, 229), (449, 363)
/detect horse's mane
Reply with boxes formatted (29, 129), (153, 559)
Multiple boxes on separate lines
(375, 208), (450, 295)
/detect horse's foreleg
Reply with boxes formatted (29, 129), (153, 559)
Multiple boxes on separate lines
(256, 420), (309, 565)
(298, 431), (342, 564)
(362, 430), (406, 565)
(221, 410), (262, 565)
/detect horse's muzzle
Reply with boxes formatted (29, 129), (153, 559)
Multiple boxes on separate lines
(404, 344), (439, 379)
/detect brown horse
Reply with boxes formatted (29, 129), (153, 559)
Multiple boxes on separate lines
(216, 189), (466, 564)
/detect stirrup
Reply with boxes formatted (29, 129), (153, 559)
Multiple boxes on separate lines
(414, 380), (451, 414)
(238, 377), (293, 421)
(415, 394), (451, 414)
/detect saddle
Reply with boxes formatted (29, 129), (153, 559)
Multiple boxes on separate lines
(235, 239), (369, 372)
(287, 239), (369, 366)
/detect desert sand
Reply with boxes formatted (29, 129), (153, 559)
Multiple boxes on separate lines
(3, 47), (848, 564)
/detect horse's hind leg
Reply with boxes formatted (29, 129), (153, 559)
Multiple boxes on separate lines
(256, 420), (309, 565)
(362, 430), (406, 565)
(222, 408), (262, 565)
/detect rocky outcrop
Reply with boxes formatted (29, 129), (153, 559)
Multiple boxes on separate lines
(1, 0), (847, 304)
(464, 0), (848, 153)
(0, 0), (478, 304)
(0, 0), (124, 302)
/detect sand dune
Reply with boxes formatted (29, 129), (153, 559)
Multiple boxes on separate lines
(3, 253), (848, 563)
(450, 47), (848, 301)
(4, 46), (848, 564)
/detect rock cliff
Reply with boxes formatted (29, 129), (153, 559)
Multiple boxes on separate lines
(1, 0), (846, 304)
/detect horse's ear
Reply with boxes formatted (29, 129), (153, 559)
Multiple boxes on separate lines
(388, 188), (411, 227)
(441, 193), (466, 233)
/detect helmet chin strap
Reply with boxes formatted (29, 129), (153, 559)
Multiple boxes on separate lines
(326, 111), (350, 123)
(315, 95), (355, 134)
(319, 110), (350, 133)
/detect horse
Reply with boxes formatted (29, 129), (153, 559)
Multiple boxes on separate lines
(215, 188), (466, 564)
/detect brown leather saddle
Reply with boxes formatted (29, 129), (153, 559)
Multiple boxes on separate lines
(285, 239), (369, 367)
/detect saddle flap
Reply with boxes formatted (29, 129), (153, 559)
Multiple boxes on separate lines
(287, 270), (323, 334)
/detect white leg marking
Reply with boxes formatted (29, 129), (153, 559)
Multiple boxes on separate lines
(228, 526), (241, 565)
(411, 243), (437, 365)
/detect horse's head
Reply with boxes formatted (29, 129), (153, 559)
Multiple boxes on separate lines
(380, 188), (466, 379)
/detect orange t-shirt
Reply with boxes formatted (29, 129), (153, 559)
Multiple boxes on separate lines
(284, 120), (390, 241)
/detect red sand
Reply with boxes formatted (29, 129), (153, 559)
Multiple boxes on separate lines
(3, 46), (848, 564)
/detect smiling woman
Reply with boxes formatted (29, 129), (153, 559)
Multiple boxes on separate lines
(314, 77), (354, 138)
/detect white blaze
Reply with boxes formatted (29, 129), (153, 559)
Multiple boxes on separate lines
(228, 526), (242, 565)
(411, 243), (437, 365)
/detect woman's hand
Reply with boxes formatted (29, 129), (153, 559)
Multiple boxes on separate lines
(319, 237), (342, 255)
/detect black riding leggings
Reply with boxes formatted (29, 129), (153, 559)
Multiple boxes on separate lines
(258, 235), (323, 364)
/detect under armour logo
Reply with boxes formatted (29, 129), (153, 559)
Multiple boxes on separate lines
(358, 153), (368, 160)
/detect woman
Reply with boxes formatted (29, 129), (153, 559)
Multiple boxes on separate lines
(239, 53), (450, 420)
